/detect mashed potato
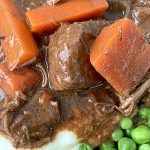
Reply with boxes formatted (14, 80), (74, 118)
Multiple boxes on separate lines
(0, 130), (81, 150)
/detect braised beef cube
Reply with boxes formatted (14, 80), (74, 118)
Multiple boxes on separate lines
(48, 20), (109, 91)
(0, 84), (121, 148)
(57, 83), (119, 120)
(8, 90), (60, 146)
(55, 84), (121, 146)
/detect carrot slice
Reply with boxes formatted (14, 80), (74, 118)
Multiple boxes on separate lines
(0, 0), (39, 70)
(25, 0), (109, 34)
(90, 18), (150, 96)
(0, 63), (41, 96)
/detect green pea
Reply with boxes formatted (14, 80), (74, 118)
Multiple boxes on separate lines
(139, 144), (150, 150)
(79, 144), (93, 150)
(112, 129), (124, 142)
(99, 142), (116, 150)
(124, 127), (134, 137)
(139, 106), (150, 119)
(120, 117), (133, 129)
(118, 137), (136, 150)
(131, 125), (150, 144)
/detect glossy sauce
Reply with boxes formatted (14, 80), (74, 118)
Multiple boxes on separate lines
(0, 0), (149, 149)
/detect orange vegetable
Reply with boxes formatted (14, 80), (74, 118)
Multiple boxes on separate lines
(26, 0), (109, 34)
(90, 18), (150, 96)
(0, 0), (39, 70)
(0, 63), (41, 96)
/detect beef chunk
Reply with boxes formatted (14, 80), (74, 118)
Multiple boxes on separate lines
(48, 20), (110, 91)
(0, 90), (60, 147)
(58, 83), (119, 120)
(55, 83), (121, 147)
(0, 83), (121, 148)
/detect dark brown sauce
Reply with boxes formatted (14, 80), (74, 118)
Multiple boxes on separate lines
(0, 0), (149, 149)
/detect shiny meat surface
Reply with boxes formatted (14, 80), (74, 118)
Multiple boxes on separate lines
(58, 84), (119, 120)
(48, 20), (110, 91)
(0, 83), (121, 148)
(56, 85), (122, 147)
(0, 90), (60, 148)
(0, 0), (149, 149)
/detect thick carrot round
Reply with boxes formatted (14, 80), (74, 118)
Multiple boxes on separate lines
(90, 18), (150, 96)
(0, 0), (39, 70)
(0, 63), (41, 97)
(26, 0), (109, 34)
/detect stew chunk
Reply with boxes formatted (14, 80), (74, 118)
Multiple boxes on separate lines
(7, 90), (60, 147)
(0, 63), (41, 96)
(26, 0), (109, 34)
(0, 0), (39, 70)
(90, 18), (150, 96)
(48, 20), (109, 90)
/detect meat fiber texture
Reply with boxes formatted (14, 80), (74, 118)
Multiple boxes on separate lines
(48, 20), (110, 91)
(0, 84), (121, 149)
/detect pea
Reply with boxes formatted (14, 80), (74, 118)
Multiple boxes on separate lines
(120, 117), (133, 129)
(118, 137), (136, 150)
(124, 127), (134, 137)
(139, 106), (150, 119)
(112, 129), (124, 142)
(131, 125), (150, 144)
(99, 142), (116, 150)
(79, 144), (93, 150)
(139, 144), (150, 150)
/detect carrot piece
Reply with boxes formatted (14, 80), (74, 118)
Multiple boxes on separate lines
(0, 0), (39, 70)
(25, 0), (109, 34)
(90, 18), (150, 96)
(0, 63), (41, 96)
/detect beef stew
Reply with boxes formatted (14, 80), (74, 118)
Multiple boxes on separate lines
(0, 0), (149, 150)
